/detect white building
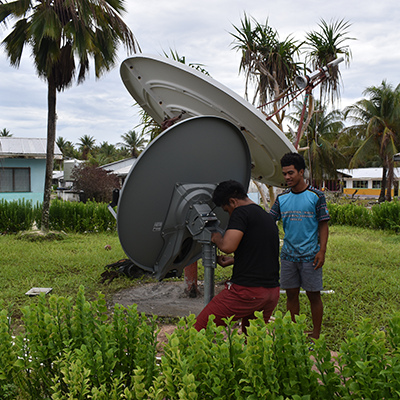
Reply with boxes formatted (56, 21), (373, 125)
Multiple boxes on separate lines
(338, 168), (400, 198)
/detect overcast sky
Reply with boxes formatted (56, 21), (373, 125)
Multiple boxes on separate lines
(1, 0), (399, 147)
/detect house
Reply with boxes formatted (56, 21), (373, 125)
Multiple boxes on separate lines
(0, 137), (62, 203)
(54, 158), (136, 202)
(55, 159), (85, 202)
(337, 168), (400, 198)
(99, 157), (137, 187)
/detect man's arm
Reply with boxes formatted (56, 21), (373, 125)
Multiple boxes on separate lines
(313, 220), (329, 270)
(211, 229), (243, 254)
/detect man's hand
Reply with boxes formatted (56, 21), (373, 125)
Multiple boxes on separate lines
(211, 231), (222, 244)
(314, 220), (329, 269)
(313, 250), (325, 270)
(217, 255), (234, 267)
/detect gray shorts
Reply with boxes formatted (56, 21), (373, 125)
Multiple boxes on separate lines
(280, 259), (323, 292)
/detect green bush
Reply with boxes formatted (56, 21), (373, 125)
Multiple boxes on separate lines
(0, 199), (35, 232)
(3, 288), (400, 399)
(0, 286), (158, 399)
(328, 201), (400, 232)
(0, 199), (116, 233)
(371, 199), (400, 231)
(327, 202), (372, 228)
(45, 199), (116, 232)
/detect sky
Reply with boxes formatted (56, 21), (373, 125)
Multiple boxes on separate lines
(0, 0), (399, 148)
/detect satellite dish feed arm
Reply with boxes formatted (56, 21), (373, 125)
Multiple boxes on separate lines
(107, 189), (120, 220)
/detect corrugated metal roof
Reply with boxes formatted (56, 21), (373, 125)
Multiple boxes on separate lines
(338, 168), (400, 179)
(100, 157), (137, 172)
(100, 157), (137, 176)
(0, 137), (62, 159)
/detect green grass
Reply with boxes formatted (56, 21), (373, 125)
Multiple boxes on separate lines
(1, 226), (400, 350)
(0, 232), (153, 325)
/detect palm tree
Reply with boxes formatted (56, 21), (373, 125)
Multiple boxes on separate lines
(293, 19), (354, 147)
(230, 15), (303, 206)
(0, 0), (139, 232)
(230, 14), (302, 129)
(118, 130), (147, 158)
(77, 135), (96, 160)
(289, 100), (347, 187)
(336, 125), (367, 166)
(56, 136), (75, 158)
(344, 80), (400, 202)
(0, 128), (11, 136)
(304, 18), (354, 105)
(97, 141), (118, 164)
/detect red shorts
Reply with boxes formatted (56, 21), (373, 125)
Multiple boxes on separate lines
(194, 282), (280, 334)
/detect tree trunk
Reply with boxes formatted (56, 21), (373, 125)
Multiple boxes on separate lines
(385, 159), (394, 202)
(268, 185), (276, 209)
(41, 77), (57, 232)
(379, 165), (387, 203)
(252, 180), (270, 210)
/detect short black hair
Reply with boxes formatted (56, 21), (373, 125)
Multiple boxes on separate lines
(280, 152), (306, 172)
(212, 180), (247, 207)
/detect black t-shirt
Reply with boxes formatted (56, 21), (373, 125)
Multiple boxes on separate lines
(227, 203), (280, 288)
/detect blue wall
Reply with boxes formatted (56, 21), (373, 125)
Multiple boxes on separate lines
(0, 158), (45, 203)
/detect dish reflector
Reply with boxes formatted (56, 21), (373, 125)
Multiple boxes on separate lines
(120, 54), (295, 187)
(117, 116), (251, 280)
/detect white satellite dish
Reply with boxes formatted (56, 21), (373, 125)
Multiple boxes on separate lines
(120, 54), (295, 188)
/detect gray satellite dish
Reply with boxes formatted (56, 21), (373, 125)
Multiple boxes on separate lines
(120, 54), (295, 187)
(117, 116), (251, 287)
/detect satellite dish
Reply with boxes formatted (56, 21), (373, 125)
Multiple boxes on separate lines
(117, 116), (251, 281)
(120, 54), (295, 188)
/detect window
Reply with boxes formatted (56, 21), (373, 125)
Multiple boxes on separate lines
(0, 167), (31, 192)
(353, 180), (368, 189)
(373, 180), (382, 189)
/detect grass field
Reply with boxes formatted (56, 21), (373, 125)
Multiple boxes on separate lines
(1, 225), (399, 349)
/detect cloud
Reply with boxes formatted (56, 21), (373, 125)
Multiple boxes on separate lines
(0, 0), (399, 145)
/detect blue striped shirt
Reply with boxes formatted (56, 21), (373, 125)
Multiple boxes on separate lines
(270, 186), (330, 262)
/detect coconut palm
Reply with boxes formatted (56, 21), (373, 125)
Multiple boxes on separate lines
(56, 136), (76, 158)
(118, 130), (147, 158)
(0, 0), (139, 231)
(289, 100), (347, 187)
(336, 125), (367, 166)
(96, 141), (119, 164)
(344, 80), (400, 202)
(0, 128), (11, 136)
(77, 135), (96, 160)
(230, 14), (302, 129)
(304, 18), (354, 106)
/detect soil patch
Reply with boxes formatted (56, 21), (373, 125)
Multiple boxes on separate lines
(111, 280), (224, 318)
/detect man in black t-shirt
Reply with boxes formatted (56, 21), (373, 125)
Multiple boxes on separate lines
(194, 180), (280, 334)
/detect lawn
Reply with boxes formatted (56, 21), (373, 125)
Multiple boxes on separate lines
(0, 225), (399, 349)
(0, 232), (142, 320)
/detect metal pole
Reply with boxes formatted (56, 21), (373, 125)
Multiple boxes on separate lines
(202, 242), (216, 306)
(204, 266), (215, 306)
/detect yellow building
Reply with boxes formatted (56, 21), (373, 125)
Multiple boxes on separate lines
(338, 168), (400, 198)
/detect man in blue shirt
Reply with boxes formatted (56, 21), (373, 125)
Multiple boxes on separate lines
(270, 153), (330, 340)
